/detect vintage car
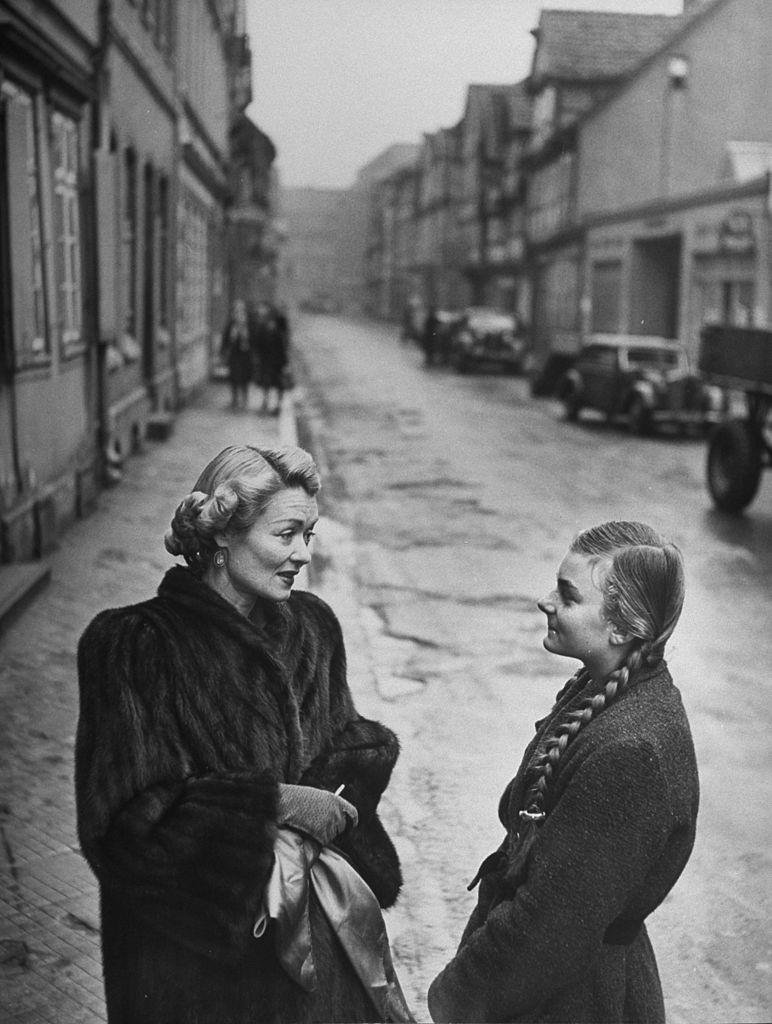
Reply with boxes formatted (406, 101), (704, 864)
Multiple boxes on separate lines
(557, 334), (725, 434)
(447, 307), (526, 374)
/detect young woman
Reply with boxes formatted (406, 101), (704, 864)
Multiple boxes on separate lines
(76, 445), (411, 1023)
(428, 521), (699, 1023)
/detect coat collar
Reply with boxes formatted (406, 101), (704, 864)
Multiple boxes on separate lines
(157, 565), (290, 655)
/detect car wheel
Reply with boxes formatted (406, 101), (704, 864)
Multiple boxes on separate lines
(627, 396), (652, 436)
(562, 387), (581, 422)
(707, 419), (763, 512)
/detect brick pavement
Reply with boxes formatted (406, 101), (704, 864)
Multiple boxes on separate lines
(0, 384), (298, 1022)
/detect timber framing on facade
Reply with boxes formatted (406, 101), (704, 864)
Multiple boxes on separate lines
(361, 0), (770, 384)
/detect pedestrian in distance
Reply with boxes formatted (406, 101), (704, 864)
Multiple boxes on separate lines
(220, 298), (255, 410)
(254, 302), (290, 416)
(401, 296), (422, 344)
(428, 520), (699, 1023)
(75, 444), (413, 1024)
(421, 306), (441, 367)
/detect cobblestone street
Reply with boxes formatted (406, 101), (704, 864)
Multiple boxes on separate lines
(0, 385), (299, 1022)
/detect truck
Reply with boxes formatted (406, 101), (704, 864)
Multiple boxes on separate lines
(698, 324), (772, 512)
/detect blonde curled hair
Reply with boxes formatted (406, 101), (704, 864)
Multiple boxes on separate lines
(164, 445), (320, 575)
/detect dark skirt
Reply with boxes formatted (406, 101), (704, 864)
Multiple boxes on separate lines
(228, 349), (253, 387)
(254, 358), (287, 390)
(100, 888), (379, 1024)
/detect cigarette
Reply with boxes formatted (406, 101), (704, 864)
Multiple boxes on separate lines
(334, 784), (346, 796)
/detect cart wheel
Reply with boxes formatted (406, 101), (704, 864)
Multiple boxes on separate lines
(707, 419), (763, 512)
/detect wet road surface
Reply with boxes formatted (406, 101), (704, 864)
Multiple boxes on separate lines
(294, 312), (772, 1024)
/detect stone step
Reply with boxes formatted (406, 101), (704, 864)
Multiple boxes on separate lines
(147, 412), (175, 441)
(0, 561), (51, 632)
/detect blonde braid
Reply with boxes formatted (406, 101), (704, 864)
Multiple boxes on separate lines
(507, 647), (646, 886)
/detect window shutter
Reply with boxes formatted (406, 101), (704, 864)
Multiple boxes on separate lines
(95, 149), (118, 339)
(4, 95), (38, 367)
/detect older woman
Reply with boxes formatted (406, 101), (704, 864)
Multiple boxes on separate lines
(75, 445), (409, 1024)
(428, 521), (699, 1023)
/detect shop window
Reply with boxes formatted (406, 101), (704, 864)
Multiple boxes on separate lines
(694, 274), (755, 331)
(51, 111), (83, 354)
(722, 280), (754, 326)
(2, 81), (49, 365)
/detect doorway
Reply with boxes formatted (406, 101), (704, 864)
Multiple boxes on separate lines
(630, 234), (681, 338)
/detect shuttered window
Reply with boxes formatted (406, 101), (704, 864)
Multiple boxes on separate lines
(176, 190), (209, 352)
(158, 175), (170, 329)
(2, 81), (49, 365)
(121, 147), (138, 336)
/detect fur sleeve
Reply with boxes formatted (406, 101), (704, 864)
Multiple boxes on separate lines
(75, 609), (279, 961)
(297, 598), (403, 907)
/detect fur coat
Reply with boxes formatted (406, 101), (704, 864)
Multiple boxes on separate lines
(75, 566), (403, 1024)
(428, 662), (699, 1023)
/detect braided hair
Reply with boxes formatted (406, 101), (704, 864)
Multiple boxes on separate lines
(508, 521), (685, 884)
(163, 444), (321, 576)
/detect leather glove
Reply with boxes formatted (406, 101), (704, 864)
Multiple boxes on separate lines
(276, 784), (358, 846)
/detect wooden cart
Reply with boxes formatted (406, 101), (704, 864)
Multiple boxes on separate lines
(698, 324), (772, 512)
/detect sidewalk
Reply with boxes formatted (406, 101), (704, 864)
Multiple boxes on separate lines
(0, 384), (298, 1022)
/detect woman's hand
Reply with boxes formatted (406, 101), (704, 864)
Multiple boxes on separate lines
(276, 784), (358, 846)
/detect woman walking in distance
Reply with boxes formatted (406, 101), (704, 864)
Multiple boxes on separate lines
(253, 302), (289, 415)
(220, 298), (255, 410)
(428, 521), (699, 1023)
(75, 445), (412, 1023)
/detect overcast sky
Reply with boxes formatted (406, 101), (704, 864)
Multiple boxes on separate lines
(245, 0), (685, 190)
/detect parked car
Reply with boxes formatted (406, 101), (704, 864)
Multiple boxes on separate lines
(447, 307), (526, 374)
(299, 294), (342, 315)
(557, 334), (725, 434)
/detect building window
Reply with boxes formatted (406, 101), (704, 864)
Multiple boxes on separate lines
(176, 190), (209, 351)
(2, 81), (49, 364)
(528, 153), (575, 240)
(51, 111), (83, 353)
(25, 92), (47, 355)
(122, 147), (138, 336)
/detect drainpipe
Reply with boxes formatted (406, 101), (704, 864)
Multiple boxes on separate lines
(90, 0), (112, 483)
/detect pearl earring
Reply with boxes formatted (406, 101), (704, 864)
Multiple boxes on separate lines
(214, 549), (226, 567)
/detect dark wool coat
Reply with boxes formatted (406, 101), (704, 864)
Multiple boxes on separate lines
(221, 318), (256, 387)
(75, 566), (403, 1024)
(254, 316), (288, 389)
(428, 662), (699, 1024)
